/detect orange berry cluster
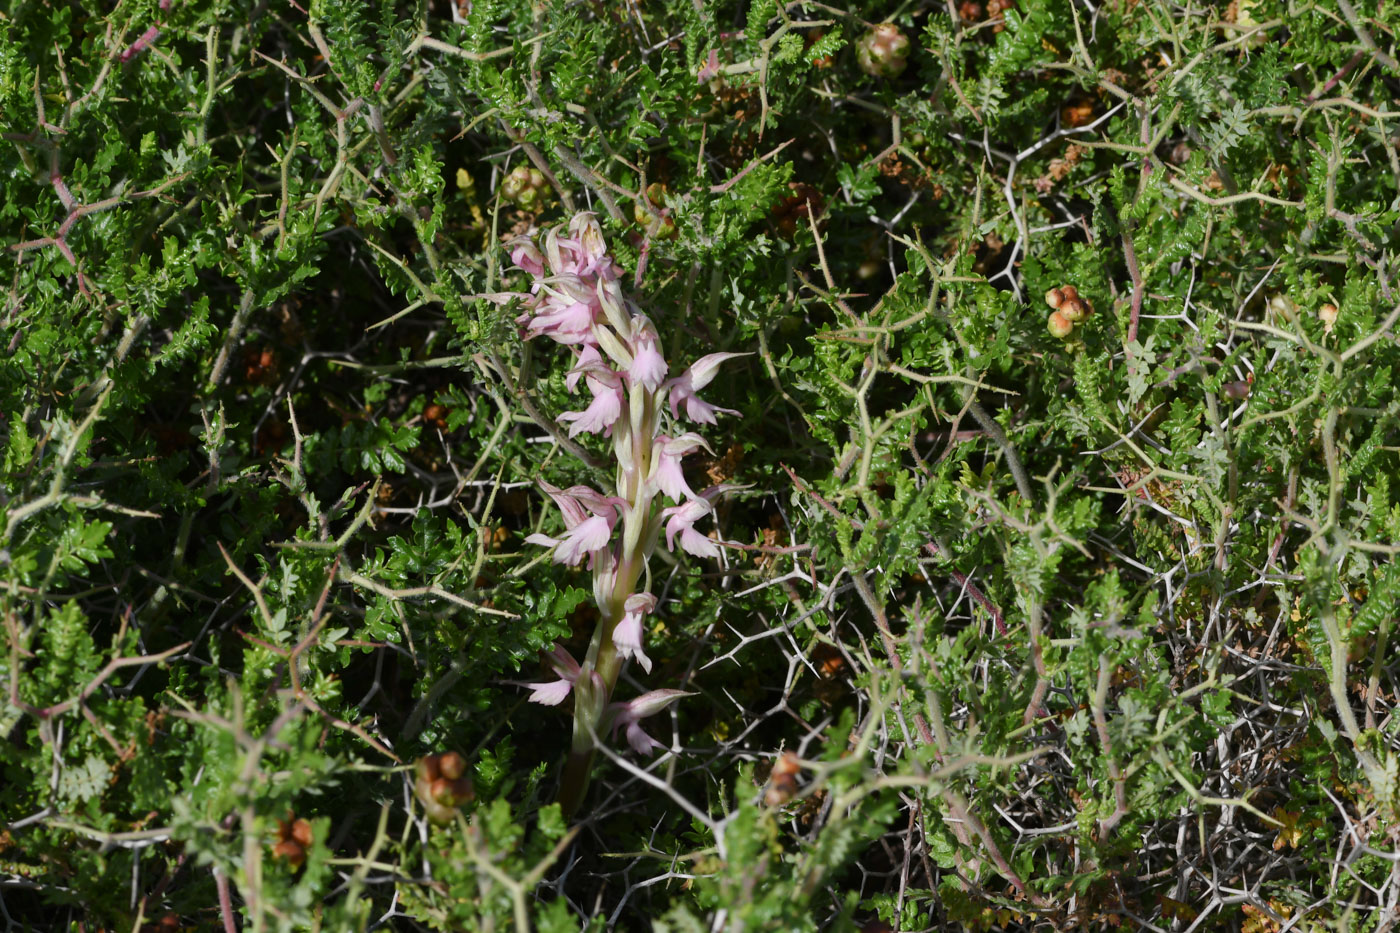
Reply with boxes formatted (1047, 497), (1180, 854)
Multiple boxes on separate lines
(1045, 284), (1092, 339)
(272, 815), (313, 869)
(414, 752), (475, 824)
(764, 751), (802, 806)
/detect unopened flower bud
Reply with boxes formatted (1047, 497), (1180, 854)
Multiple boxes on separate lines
(1060, 297), (1088, 322)
(1047, 311), (1073, 338)
(1045, 287), (1064, 308)
(1059, 284), (1079, 302)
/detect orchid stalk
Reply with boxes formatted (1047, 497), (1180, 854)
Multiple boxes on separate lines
(504, 212), (744, 816)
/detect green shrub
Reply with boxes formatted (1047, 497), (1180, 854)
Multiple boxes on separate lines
(2, 0), (1398, 928)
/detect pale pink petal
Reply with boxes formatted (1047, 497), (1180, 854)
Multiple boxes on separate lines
(627, 321), (668, 389)
(685, 352), (750, 391)
(525, 679), (574, 706)
(566, 345), (603, 392)
(543, 643), (582, 680)
(612, 613), (651, 674)
(651, 454), (694, 503)
(626, 721), (665, 755)
(509, 238), (545, 276)
(679, 526), (722, 558)
(613, 594), (657, 674)
(554, 515), (613, 565)
(623, 688), (691, 719)
(681, 393), (738, 424)
(558, 388), (623, 437)
(629, 340), (667, 389)
(698, 49), (721, 82)
(662, 499), (710, 551)
(540, 481), (588, 530)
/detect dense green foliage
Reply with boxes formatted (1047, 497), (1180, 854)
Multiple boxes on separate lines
(2, 0), (1399, 928)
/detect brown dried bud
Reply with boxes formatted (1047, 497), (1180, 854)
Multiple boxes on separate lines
(450, 776), (475, 805)
(429, 777), (458, 807)
(438, 752), (466, 780)
(1222, 380), (1252, 400)
(272, 839), (306, 868)
(423, 402), (449, 432)
(764, 775), (798, 807)
(1061, 100), (1096, 127)
(289, 819), (312, 849)
(772, 751), (801, 779)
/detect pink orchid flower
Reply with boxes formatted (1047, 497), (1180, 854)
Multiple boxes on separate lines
(525, 483), (626, 566)
(523, 644), (583, 706)
(518, 277), (600, 345)
(608, 689), (692, 756)
(646, 433), (711, 503)
(665, 352), (750, 424)
(508, 237), (546, 277)
(660, 498), (721, 558)
(558, 367), (626, 437)
(614, 593), (656, 673)
(627, 318), (668, 389)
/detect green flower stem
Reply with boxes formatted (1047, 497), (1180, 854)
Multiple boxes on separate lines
(559, 382), (658, 818)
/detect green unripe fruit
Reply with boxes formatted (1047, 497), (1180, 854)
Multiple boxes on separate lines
(634, 182), (677, 240)
(856, 24), (910, 78)
(501, 165), (547, 208)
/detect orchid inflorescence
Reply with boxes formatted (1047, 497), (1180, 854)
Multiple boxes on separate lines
(504, 212), (744, 813)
